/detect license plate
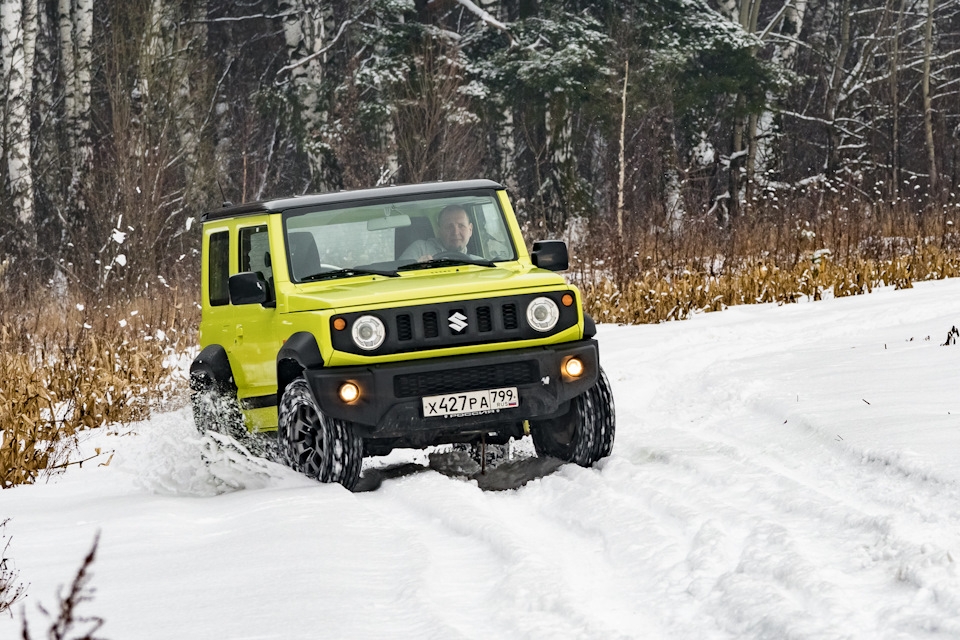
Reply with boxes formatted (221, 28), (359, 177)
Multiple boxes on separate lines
(422, 387), (519, 418)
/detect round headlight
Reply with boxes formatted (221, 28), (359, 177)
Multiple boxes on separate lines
(526, 297), (559, 332)
(351, 315), (385, 350)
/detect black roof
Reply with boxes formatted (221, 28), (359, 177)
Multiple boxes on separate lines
(201, 179), (504, 222)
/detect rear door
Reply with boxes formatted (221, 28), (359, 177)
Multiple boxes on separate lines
(229, 217), (281, 405)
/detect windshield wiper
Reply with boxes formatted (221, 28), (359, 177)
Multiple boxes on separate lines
(398, 257), (497, 271)
(301, 267), (400, 282)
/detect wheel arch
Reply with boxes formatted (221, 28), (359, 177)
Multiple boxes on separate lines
(277, 331), (325, 400)
(190, 344), (236, 392)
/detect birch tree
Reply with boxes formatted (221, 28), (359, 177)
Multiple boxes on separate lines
(57, 0), (94, 215)
(1, 0), (38, 234)
(753, 0), (808, 185)
(277, 0), (334, 187)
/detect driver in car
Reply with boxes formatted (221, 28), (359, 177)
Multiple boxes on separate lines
(400, 205), (476, 263)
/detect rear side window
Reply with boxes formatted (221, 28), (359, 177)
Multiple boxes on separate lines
(240, 225), (271, 279)
(208, 231), (230, 306)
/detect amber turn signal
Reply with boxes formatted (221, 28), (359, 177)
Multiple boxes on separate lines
(561, 293), (574, 307)
(333, 317), (346, 331)
(564, 357), (584, 378)
(339, 382), (360, 403)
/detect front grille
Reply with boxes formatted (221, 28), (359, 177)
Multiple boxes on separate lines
(423, 311), (439, 338)
(477, 306), (492, 332)
(329, 291), (578, 356)
(502, 303), (519, 330)
(394, 360), (540, 398)
(396, 314), (413, 341)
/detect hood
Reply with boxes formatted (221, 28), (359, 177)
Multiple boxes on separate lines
(280, 264), (569, 313)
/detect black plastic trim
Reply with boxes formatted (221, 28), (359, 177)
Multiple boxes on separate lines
(583, 312), (597, 338)
(239, 394), (278, 410)
(189, 345), (235, 391)
(276, 331), (325, 399)
(201, 179), (504, 222)
(303, 339), (600, 437)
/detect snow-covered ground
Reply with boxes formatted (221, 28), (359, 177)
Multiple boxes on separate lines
(3, 280), (960, 639)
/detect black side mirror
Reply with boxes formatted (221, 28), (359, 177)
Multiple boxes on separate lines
(531, 240), (569, 272)
(229, 272), (269, 305)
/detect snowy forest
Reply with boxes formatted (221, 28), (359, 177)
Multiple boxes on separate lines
(2, 0), (960, 292)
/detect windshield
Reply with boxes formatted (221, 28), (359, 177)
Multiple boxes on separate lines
(283, 192), (517, 282)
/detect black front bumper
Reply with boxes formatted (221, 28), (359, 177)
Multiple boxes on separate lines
(305, 339), (600, 437)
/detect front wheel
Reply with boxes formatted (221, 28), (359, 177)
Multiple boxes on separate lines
(278, 377), (363, 490)
(530, 368), (615, 466)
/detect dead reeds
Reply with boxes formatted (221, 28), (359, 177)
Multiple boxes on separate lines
(570, 193), (960, 324)
(1, 289), (198, 489)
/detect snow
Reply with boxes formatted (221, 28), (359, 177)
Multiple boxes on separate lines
(3, 279), (960, 638)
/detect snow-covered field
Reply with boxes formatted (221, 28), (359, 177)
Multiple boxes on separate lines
(3, 280), (960, 639)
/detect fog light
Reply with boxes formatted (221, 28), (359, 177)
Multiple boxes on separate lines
(339, 382), (360, 403)
(564, 357), (584, 378)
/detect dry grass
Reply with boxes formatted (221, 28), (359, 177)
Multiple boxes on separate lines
(578, 246), (960, 324)
(1, 289), (198, 489)
(570, 195), (960, 324)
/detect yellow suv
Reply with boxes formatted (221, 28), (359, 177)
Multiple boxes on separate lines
(190, 180), (614, 489)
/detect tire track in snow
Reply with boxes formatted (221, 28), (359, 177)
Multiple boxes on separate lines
(597, 301), (960, 638)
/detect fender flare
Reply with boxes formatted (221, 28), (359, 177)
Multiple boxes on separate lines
(583, 312), (597, 339)
(276, 331), (325, 399)
(190, 344), (236, 392)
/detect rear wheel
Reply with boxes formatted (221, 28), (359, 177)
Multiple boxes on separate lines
(531, 367), (615, 466)
(278, 377), (363, 490)
(191, 375), (244, 437)
(190, 375), (270, 457)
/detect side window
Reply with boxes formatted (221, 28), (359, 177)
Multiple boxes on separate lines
(240, 225), (272, 281)
(208, 231), (230, 306)
(478, 203), (514, 260)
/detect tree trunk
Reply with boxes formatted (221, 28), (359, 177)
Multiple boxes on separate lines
(922, 0), (938, 198)
(617, 59), (627, 237)
(824, 0), (852, 176)
(58, 0), (94, 215)
(2, 0), (38, 235)
(279, 0), (331, 188)
(889, 0), (906, 201)
(754, 0), (808, 185)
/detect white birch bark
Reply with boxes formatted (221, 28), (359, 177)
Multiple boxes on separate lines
(58, 0), (94, 212)
(755, 0), (808, 186)
(279, 0), (330, 183)
(2, 0), (38, 228)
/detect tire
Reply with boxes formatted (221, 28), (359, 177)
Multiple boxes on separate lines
(591, 369), (616, 460)
(531, 367), (615, 466)
(278, 377), (363, 490)
(190, 374), (270, 457)
(191, 374), (245, 438)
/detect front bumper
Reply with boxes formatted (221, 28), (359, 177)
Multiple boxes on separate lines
(304, 339), (600, 437)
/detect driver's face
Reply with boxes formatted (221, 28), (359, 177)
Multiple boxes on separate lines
(438, 210), (473, 252)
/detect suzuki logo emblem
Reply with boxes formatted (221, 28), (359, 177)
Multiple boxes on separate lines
(448, 311), (468, 333)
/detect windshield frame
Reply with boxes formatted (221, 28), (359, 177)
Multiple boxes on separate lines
(280, 188), (517, 283)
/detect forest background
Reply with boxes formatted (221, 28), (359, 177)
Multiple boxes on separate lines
(3, 0), (960, 296)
